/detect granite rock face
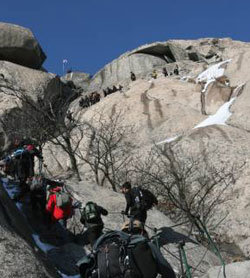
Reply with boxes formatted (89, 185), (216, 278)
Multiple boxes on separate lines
(43, 38), (250, 259)
(0, 61), (72, 152)
(61, 71), (91, 92)
(202, 261), (250, 278)
(0, 23), (46, 69)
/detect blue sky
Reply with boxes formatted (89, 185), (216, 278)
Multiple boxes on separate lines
(1, 1), (249, 75)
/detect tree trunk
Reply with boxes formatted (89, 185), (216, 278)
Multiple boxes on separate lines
(64, 136), (81, 181)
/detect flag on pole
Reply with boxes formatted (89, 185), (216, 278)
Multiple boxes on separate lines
(62, 59), (68, 74)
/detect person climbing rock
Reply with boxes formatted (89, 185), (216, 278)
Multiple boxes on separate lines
(80, 201), (108, 247)
(121, 181), (158, 224)
(28, 174), (47, 218)
(11, 142), (43, 202)
(46, 185), (73, 238)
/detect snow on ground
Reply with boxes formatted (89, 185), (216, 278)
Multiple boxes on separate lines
(58, 271), (80, 278)
(196, 59), (231, 92)
(1, 177), (23, 210)
(32, 234), (55, 252)
(156, 136), (179, 145)
(194, 97), (236, 129)
(157, 97), (236, 145)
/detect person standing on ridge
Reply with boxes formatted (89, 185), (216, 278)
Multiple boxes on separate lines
(151, 69), (158, 79)
(163, 67), (168, 77)
(130, 71), (136, 81)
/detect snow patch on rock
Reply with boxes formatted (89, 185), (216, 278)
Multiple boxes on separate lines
(197, 59), (231, 92)
(194, 97), (236, 129)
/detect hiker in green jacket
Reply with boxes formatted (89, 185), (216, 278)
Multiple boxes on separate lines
(80, 202), (108, 247)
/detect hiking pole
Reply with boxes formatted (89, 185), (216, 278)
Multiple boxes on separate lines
(178, 241), (192, 278)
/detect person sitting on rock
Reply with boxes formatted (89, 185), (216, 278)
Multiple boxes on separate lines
(151, 70), (158, 79)
(118, 84), (123, 92)
(162, 67), (168, 77)
(130, 71), (136, 81)
(79, 97), (84, 107)
(94, 92), (101, 103)
(103, 89), (107, 97)
(84, 95), (90, 107)
(80, 201), (108, 247)
(112, 85), (118, 93)
(107, 87), (113, 95)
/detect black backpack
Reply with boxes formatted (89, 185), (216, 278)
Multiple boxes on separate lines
(77, 232), (176, 278)
(93, 232), (156, 278)
(83, 202), (99, 221)
(133, 187), (158, 211)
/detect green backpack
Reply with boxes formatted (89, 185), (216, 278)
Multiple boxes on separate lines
(83, 202), (98, 221)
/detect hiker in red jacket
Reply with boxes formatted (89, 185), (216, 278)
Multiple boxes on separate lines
(46, 186), (73, 230)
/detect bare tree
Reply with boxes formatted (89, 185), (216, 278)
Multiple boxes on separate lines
(76, 110), (135, 191)
(133, 143), (244, 232)
(0, 78), (85, 181)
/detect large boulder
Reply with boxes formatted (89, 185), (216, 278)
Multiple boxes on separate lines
(131, 41), (188, 62)
(0, 223), (52, 278)
(0, 180), (58, 278)
(0, 61), (73, 152)
(88, 53), (168, 92)
(0, 23), (46, 69)
(38, 38), (250, 260)
(61, 71), (91, 92)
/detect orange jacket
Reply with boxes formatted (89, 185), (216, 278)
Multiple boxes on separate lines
(46, 187), (73, 222)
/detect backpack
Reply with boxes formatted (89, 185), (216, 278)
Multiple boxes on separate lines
(133, 187), (158, 211)
(94, 232), (152, 278)
(56, 191), (71, 208)
(30, 176), (44, 191)
(83, 202), (99, 221)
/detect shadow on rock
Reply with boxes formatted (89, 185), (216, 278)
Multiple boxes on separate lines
(157, 227), (197, 246)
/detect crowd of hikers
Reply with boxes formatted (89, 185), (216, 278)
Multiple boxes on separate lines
(77, 65), (180, 111)
(79, 85), (124, 109)
(0, 137), (176, 277)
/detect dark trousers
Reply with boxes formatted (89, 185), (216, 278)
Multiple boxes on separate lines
(87, 224), (104, 247)
(131, 209), (147, 224)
